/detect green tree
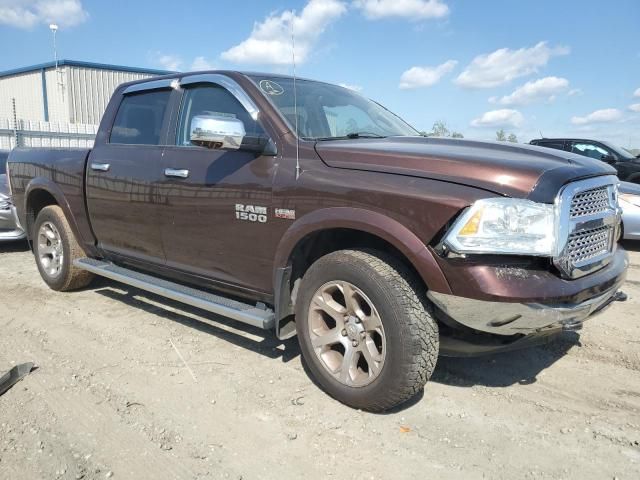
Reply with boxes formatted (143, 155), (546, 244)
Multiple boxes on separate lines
(496, 129), (507, 141)
(424, 120), (464, 138)
(507, 133), (518, 143)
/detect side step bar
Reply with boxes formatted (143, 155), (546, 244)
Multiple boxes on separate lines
(73, 258), (275, 330)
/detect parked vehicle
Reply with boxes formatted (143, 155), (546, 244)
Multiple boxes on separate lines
(7, 72), (628, 411)
(620, 181), (640, 240)
(0, 150), (26, 242)
(529, 138), (640, 183)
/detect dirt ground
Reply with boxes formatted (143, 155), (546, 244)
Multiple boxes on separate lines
(0, 241), (639, 480)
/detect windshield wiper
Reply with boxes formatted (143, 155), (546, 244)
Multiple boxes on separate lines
(315, 132), (387, 141)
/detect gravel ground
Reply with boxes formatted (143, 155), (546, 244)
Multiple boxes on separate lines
(0, 241), (639, 480)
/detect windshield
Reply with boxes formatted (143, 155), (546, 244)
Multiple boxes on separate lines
(601, 141), (635, 160)
(248, 76), (418, 140)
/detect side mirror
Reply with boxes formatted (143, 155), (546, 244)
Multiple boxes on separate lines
(190, 114), (246, 150)
(601, 154), (616, 164)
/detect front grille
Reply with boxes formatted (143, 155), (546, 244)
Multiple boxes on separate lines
(566, 226), (611, 265)
(554, 176), (619, 278)
(570, 186), (610, 218)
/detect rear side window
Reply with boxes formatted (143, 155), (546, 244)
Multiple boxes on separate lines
(110, 90), (172, 145)
(536, 141), (565, 150)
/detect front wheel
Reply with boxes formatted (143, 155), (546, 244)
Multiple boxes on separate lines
(33, 205), (94, 291)
(295, 249), (439, 412)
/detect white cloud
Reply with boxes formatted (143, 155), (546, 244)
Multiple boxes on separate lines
(0, 0), (88, 28)
(455, 42), (570, 89)
(191, 56), (216, 70)
(493, 76), (569, 106)
(221, 0), (347, 65)
(152, 53), (216, 72)
(568, 88), (583, 96)
(471, 109), (524, 128)
(629, 103), (640, 113)
(399, 60), (457, 89)
(353, 0), (449, 20)
(156, 54), (183, 72)
(635, 87), (640, 98)
(571, 108), (623, 125)
(339, 83), (363, 91)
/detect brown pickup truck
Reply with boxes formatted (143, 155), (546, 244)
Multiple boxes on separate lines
(7, 71), (628, 411)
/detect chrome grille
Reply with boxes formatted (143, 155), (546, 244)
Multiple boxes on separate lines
(554, 176), (619, 279)
(566, 226), (611, 265)
(570, 187), (611, 218)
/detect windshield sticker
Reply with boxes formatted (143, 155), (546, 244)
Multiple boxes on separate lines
(260, 80), (284, 96)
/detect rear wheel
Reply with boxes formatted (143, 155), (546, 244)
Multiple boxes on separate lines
(295, 249), (439, 411)
(33, 205), (93, 291)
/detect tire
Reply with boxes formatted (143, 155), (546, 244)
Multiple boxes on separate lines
(33, 205), (94, 291)
(295, 249), (439, 412)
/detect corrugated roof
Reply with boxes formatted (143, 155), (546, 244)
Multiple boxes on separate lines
(0, 59), (173, 78)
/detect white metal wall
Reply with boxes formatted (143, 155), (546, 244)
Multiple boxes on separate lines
(0, 65), (157, 125)
(0, 71), (44, 122)
(66, 67), (153, 125)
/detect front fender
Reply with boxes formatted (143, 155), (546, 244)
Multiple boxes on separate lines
(274, 207), (452, 295)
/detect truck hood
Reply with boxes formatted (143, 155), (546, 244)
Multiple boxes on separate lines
(314, 136), (616, 202)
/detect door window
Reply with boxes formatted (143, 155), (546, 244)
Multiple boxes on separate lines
(110, 89), (172, 145)
(571, 142), (610, 161)
(176, 85), (265, 146)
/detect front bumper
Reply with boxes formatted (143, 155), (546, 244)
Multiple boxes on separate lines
(430, 247), (628, 336)
(0, 205), (26, 241)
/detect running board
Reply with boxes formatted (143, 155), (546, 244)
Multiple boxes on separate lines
(73, 258), (275, 330)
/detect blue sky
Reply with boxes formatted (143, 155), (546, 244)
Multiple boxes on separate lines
(1, 0), (639, 147)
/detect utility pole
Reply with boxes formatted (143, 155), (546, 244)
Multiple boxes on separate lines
(49, 24), (64, 99)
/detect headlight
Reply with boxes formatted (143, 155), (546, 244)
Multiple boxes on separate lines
(620, 193), (640, 208)
(444, 198), (556, 256)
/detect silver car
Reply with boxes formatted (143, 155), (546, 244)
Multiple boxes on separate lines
(0, 151), (26, 242)
(620, 181), (640, 240)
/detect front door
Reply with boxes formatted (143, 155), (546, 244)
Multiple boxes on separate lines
(86, 87), (173, 265)
(160, 81), (276, 293)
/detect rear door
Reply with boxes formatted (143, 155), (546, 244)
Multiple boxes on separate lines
(159, 76), (277, 293)
(86, 83), (174, 265)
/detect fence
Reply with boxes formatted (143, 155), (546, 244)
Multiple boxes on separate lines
(0, 118), (98, 150)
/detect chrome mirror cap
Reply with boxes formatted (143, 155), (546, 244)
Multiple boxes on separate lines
(190, 114), (246, 150)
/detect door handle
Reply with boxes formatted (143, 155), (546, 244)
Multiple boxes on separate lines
(91, 163), (110, 172)
(164, 168), (189, 179)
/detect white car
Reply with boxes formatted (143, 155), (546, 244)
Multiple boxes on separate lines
(0, 151), (26, 242)
(620, 181), (640, 240)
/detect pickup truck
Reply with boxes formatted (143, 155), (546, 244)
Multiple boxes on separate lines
(7, 71), (628, 411)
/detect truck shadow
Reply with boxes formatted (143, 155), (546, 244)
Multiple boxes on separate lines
(432, 331), (580, 388)
(621, 240), (640, 252)
(90, 278), (301, 363)
(0, 239), (30, 253)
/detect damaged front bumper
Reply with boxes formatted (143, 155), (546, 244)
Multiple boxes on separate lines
(430, 246), (628, 337)
(429, 285), (626, 336)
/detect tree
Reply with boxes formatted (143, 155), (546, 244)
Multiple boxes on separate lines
(507, 133), (518, 143)
(424, 120), (464, 138)
(495, 129), (507, 142)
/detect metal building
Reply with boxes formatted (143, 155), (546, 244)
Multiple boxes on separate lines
(0, 60), (171, 149)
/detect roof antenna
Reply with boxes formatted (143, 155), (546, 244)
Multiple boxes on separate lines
(539, 130), (545, 139)
(291, 25), (301, 180)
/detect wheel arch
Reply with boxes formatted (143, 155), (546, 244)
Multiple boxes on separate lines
(24, 179), (84, 252)
(272, 207), (451, 339)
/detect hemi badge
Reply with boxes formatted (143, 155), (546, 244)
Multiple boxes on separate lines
(275, 208), (296, 220)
